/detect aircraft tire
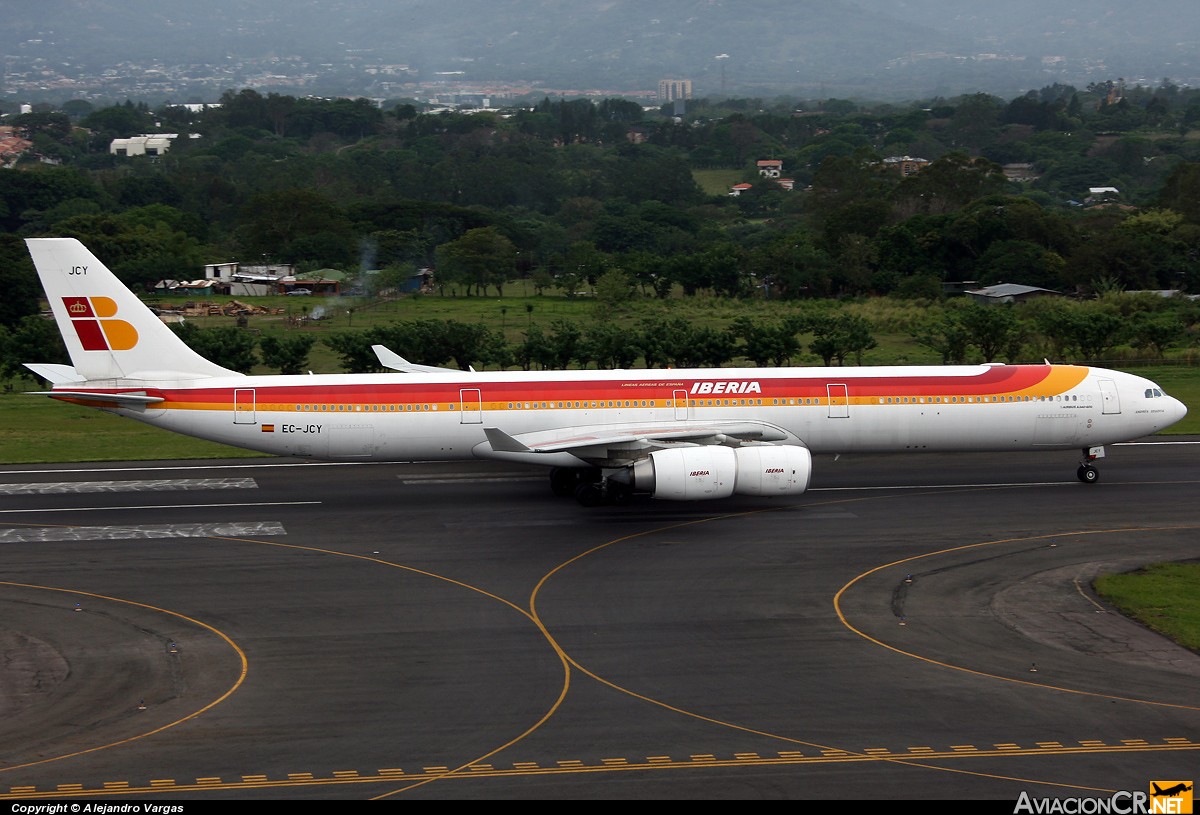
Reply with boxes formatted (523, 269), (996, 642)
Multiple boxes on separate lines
(575, 482), (605, 507)
(550, 467), (579, 497)
(1077, 464), (1099, 484)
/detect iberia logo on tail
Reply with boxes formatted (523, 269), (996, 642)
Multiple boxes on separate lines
(63, 296), (138, 351)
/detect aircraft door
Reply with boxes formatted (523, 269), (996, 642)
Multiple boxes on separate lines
(1098, 378), (1121, 414)
(827, 383), (849, 418)
(460, 388), (482, 424)
(233, 388), (256, 424)
(673, 389), (689, 420)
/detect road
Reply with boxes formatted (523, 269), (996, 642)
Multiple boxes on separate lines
(1, 438), (1198, 800)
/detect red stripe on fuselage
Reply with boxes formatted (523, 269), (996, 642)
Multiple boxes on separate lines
(145, 366), (1066, 407)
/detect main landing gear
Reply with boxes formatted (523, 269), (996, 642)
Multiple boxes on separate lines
(1076, 445), (1105, 484)
(549, 467), (633, 506)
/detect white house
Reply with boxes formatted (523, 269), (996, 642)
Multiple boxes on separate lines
(110, 134), (178, 156)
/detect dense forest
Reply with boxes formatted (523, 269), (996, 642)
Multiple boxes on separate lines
(2, 80), (1199, 374)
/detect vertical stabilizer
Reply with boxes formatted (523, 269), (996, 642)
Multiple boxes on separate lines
(26, 238), (241, 382)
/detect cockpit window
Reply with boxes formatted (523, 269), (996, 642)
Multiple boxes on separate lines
(1145, 388), (1165, 398)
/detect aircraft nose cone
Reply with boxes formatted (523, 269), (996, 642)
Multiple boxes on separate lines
(1172, 396), (1188, 424)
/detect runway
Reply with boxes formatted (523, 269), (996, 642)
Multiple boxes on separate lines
(1, 438), (1198, 801)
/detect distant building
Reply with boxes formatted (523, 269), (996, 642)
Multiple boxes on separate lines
(658, 79), (692, 103)
(1002, 163), (1037, 182)
(728, 183), (753, 196)
(882, 155), (930, 176)
(757, 159), (783, 178)
(0, 127), (33, 168)
(110, 134), (178, 157)
(966, 283), (1060, 305)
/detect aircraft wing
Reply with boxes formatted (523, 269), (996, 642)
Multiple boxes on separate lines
(482, 420), (797, 467)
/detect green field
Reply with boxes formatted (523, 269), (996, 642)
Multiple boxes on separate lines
(1094, 563), (1200, 652)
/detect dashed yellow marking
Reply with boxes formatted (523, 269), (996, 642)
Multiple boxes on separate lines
(7, 737), (1200, 799)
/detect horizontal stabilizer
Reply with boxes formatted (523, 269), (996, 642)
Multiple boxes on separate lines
(23, 363), (83, 384)
(27, 390), (165, 407)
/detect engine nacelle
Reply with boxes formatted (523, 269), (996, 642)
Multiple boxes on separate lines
(732, 445), (813, 496)
(629, 445), (812, 501)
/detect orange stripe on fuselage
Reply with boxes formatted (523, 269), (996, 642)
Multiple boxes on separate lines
(105, 365), (1089, 413)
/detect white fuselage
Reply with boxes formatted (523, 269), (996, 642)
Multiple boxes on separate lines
(61, 363), (1186, 463)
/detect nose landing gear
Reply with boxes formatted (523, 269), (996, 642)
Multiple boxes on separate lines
(1077, 445), (1105, 484)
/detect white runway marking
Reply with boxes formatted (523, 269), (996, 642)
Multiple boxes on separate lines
(0, 478), (258, 495)
(0, 521), (286, 542)
(0, 501), (320, 514)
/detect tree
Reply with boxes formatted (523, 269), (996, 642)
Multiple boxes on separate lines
(235, 188), (357, 268)
(809, 312), (877, 366)
(1032, 302), (1128, 362)
(583, 321), (640, 369)
(434, 226), (516, 296)
(592, 268), (635, 314)
(956, 302), (1023, 362)
(728, 316), (801, 366)
(894, 152), (1008, 216)
(911, 312), (971, 364)
(1128, 311), (1187, 358)
(0, 235), (41, 329)
(1, 315), (68, 381)
(169, 324), (258, 373)
(259, 334), (316, 375)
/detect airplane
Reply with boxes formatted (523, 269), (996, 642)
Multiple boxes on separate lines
(1152, 783), (1193, 797)
(22, 237), (1189, 506)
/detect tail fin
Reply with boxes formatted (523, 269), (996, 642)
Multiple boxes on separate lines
(26, 238), (240, 382)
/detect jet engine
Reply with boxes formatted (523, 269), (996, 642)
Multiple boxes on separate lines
(627, 445), (812, 501)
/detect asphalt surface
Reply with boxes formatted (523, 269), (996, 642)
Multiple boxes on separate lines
(1, 437), (1198, 801)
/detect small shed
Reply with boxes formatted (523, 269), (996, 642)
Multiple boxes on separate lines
(966, 283), (1060, 305)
